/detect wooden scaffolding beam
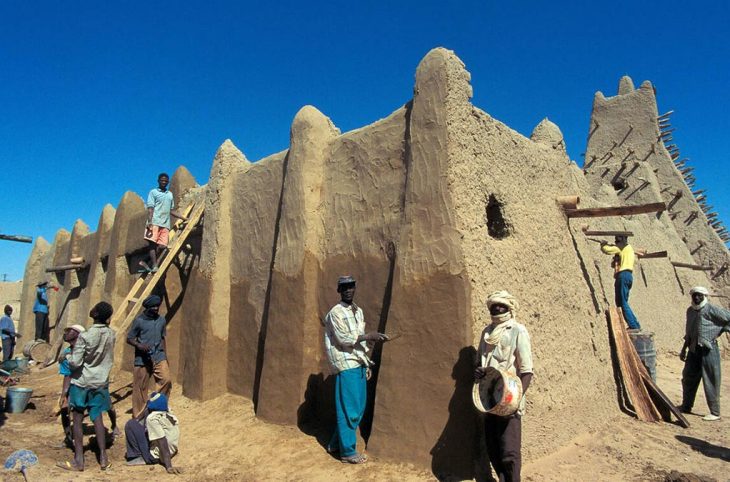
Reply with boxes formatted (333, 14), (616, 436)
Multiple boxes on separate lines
(565, 202), (666, 219)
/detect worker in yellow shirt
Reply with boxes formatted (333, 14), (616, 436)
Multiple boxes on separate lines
(601, 235), (641, 330)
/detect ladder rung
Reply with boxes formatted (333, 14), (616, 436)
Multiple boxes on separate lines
(128, 297), (139, 304)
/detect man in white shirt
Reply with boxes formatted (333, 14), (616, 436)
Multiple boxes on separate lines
(475, 291), (533, 482)
(322, 275), (388, 464)
(124, 391), (182, 474)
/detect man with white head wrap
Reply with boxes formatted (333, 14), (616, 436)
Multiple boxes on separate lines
(679, 286), (730, 421)
(475, 291), (533, 482)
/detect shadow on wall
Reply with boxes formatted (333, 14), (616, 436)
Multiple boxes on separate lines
(431, 345), (482, 481)
(297, 373), (336, 451)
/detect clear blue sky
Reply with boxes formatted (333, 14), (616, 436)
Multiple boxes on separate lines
(1, 1), (728, 281)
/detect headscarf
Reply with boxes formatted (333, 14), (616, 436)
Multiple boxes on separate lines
(689, 286), (709, 311)
(485, 291), (519, 345)
(147, 392), (169, 412)
(486, 291), (519, 323)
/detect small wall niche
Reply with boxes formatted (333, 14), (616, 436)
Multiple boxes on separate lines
(485, 194), (511, 239)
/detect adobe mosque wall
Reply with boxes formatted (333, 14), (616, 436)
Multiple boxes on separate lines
(20, 47), (728, 475)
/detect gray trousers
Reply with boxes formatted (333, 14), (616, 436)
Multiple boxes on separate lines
(681, 342), (721, 416)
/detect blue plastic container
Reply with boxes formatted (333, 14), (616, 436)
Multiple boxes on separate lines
(5, 387), (33, 413)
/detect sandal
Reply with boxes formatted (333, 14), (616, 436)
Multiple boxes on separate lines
(341, 453), (368, 464)
(56, 460), (83, 472)
(100, 461), (113, 471)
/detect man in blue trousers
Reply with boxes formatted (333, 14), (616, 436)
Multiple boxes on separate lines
(601, 235), (641, 330)
(322, 275), (388, 464)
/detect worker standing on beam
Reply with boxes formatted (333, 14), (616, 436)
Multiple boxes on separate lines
(601, 235), (641, 330)
(34, 280), (57, 341)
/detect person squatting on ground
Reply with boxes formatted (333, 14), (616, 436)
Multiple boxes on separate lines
(57, 324), (119, 448)
(33, 280), (56, 342)
(601, 235), (641, 330)
(124, 391), (182, 474)
(141, 172), (187, 272)
(322, 275), (388, 464)
(679, 286), (730, 422)
(1, 305), (18, 361)
(57, 301), (116, 472)
(475, 291), (533, 482)
(127, 294), (172, 418)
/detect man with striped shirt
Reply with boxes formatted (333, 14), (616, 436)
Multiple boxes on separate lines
(679, 286), (730, 421)
(322, 275), (388, 464)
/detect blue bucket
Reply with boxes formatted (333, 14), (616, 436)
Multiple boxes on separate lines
(5, 387), (33, 413)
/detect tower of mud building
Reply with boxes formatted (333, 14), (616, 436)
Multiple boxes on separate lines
(582, 76), (729, 299)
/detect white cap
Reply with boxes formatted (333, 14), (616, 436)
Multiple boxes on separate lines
(66, 324), (86, 333)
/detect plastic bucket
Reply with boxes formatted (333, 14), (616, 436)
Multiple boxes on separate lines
(630, 331), (657, 382)
(5, 387), (33, 413)
(472, 367), (523, 417)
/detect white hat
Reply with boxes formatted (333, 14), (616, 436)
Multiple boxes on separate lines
(689, 286), (709, 296)
(65, 324), (86, 333)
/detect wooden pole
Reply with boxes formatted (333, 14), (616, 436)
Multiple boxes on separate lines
(0, 234), (33, 243)
(45, 263), (88, 273)
(670, 260), (713, 271)
(581, 227), (634, 237)
(564, 202), (666, 219)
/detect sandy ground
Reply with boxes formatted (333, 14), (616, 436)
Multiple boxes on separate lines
(1, 353), (727, 481)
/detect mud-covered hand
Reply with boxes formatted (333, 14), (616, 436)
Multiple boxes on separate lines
(359, 332), (389, 343)
(679, 347), (687, 362)
(474, 366), (487, 380)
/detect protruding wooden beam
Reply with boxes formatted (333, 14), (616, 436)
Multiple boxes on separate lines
(670, 260), (713, 271)
(556, 195), (580, 210)
(657, 110), (674, 119)
(564, 202), (666, 219)
(581, 225), (634, 237)
(45, 263), (88, 273)
(638, 251), (668, 259)
(0, 234), (33, 243)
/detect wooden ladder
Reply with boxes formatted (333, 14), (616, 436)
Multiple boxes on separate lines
(109, 201), (204, 354)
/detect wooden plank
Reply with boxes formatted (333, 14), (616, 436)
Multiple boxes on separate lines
(565, 202), (666, 219)
(641, 371), (690, 428)
(110, 202), (204, 367)
(583, 230), (634, 237)
(638, 251), (668, 259)
(670, 261), (713, 271)
(607, 307), (660, 422)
